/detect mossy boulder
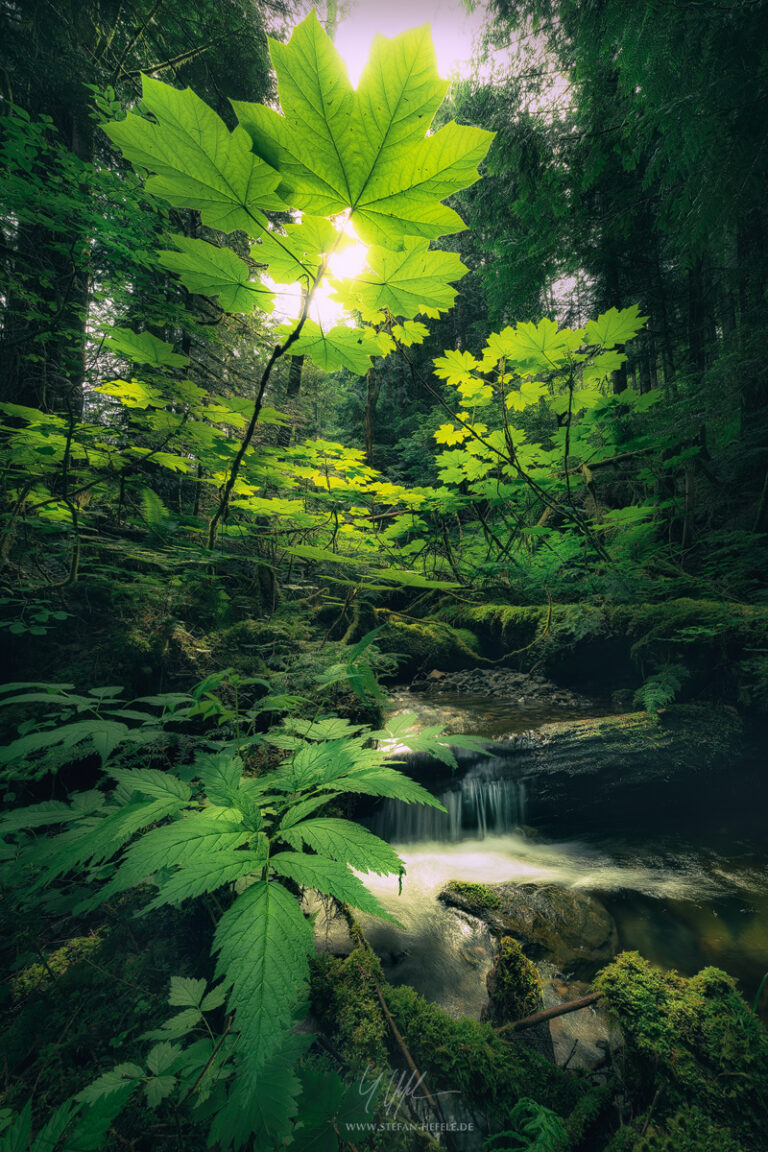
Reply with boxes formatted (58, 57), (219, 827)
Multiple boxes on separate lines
(375, 615), (480, 678)
(439, 881), (618, 974)
(484, 936), (543, 1026)
(595, 952), (768, 1150)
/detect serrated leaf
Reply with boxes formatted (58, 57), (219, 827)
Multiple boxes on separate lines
(143, 849), (265, 911)
(0, 720), (129, 767)
(28, 1098), (78, 1152)
(251, 215), (340, 284)
(39, 798), (185, 885)
(208, 1032), (309, 1151)
(79, 809), (249, 911)
(106, 767), (190, 803)
(145, 1075), (177, 1109)
(270, 851), (396, 920)
(212, 881), (313, 1072)
(104, 328), (188, 368)
(333, 238), (466, 319)
(278, 320), (380, 375)
(201, 984), (227, 1011)
(234, 14), (492, 246)
(143, 1008), (203, 1040)
(76, 1064), (144, 1104)
(433, 348), (479, 385)
(434, 423), (469, 446)
(147, 1042), (181, 1075)
(279, 818), (404, 876)
(169, 976), (207, 1008)
(64, 1091), (136, 1151)
(0, 799), (81, 834)
(584, 305), (647, 348)
(104, 75), (283, 233)
(323, 766), (447, 809)
(193, 751), (243, 806)
(158, 236), (274, 314)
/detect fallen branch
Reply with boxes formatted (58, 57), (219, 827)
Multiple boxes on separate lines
(494, 991), (600, 1035)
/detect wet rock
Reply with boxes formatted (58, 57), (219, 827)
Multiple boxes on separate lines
(438, 881), (618, 975)
(408, 666), (594, 708)
(537, 962), (624, 1071)
(495, 705), (744, 832)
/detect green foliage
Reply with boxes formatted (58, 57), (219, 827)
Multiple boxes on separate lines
(633, 664), (690, 716)
(604, 1108), (746, 1152)
(485, 1098), (570, 1152)
(0, 666), (474, 1148)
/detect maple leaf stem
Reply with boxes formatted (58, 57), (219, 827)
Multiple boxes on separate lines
(206, 252), (335, 550)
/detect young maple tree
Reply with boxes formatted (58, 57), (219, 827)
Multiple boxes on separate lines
(103, 11), (493, 549)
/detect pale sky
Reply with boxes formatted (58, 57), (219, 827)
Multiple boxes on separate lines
(331, 0), (486, 86)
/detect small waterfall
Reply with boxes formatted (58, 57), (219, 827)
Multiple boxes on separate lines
(373, 763), (527, 843)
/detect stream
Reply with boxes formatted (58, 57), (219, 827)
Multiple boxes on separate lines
(315, 690), (768, 1023)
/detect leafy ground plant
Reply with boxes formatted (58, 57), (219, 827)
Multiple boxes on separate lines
(1, 695), (483, 1149)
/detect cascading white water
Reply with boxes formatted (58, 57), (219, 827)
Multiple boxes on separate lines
(372, 753), (527, 842)
(374, 771), (527, 842)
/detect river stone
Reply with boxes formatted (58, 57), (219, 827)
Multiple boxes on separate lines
(537, 963), (624, 1071)
(438, 881), (618, 974)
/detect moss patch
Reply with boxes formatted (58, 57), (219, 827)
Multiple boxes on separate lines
(595, 953), (768, 1150)
(484, 936), (543, 1026)
(375, 615), (480, 677)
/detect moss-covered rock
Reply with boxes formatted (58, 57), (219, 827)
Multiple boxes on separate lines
(595, 953), (768, 1150)
(605, 1108), (746, 1152)
(442, 598), (768, 709)
(440, 882), (618, 974)
(375, 615), (481, 677)
(484, 936), (543, 1026)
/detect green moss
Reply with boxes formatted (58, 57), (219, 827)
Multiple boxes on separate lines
(385, 983), (581, 1130)
(311, 949), (389, 1071)
(10, 934), (103, 1000)
(444, 880), (501, 910)
(595, 953), (768, 1149)
(605, 1108), (745, 1152)
(311, 946), (580, 1133)
(375, 615), (480, 675)
(485, 936), (542, 1026)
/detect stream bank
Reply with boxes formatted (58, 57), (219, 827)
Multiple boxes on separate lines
(317, 683), (768, 1061)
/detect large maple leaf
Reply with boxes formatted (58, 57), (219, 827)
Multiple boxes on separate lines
(233, 13), (493, 247)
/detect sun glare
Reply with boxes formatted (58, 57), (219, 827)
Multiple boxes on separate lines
(268, 1), (486, 330)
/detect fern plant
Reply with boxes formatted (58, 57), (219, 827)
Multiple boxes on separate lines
(1, 706), (482, 1148)
(634, 663), (690, 716)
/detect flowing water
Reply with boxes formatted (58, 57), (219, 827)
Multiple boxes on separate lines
(318, 692), (768, 1022)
